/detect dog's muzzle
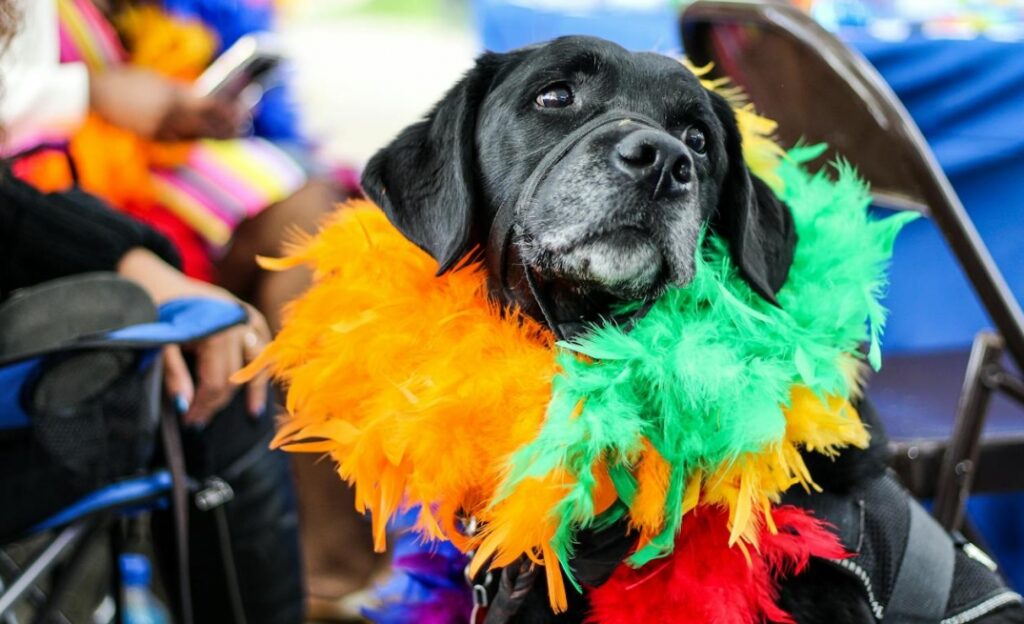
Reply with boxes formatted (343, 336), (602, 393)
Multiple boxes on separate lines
(486, 110), (663, 340)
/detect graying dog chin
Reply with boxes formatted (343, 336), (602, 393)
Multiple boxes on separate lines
(360, 35), (1024, 624)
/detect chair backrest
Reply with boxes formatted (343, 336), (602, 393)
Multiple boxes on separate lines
(0, 274), (247, 541)
(680, 0), (1024, 371)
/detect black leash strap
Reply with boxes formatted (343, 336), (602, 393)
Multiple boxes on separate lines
(482, 560), (539, 624)
(161, 399), (194, 624)
(486, 110), (662, 340)
(885, 499), (955, 622)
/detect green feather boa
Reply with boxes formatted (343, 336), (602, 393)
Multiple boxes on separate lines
(497, 146), (918, 580)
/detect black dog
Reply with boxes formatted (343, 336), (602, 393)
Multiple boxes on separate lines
(362, 36), (1024, 623)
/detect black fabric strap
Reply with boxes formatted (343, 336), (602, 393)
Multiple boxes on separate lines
(482, 561), (538, 624)
(160, 397), (194, 624)
(885, 498), (955, 622)
(485, 110), (662, 339)
(782, 471), (957, 622)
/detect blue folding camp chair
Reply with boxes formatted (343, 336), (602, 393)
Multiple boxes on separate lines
(0, 273), (248, 624)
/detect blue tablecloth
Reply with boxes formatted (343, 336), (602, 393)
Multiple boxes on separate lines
(851, 34), (1024, 353)
(472, 0), (679, 55)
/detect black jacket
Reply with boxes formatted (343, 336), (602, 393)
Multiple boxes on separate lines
(0, 171), (180, 300)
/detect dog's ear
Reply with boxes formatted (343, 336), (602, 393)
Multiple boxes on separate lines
(708, 91), (796, 305)
(362, 53), (509, 274)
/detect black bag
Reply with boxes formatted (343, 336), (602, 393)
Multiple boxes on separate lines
(0, 274), (163, 541)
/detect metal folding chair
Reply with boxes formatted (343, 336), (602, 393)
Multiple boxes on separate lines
(680, 0), (1024, 532)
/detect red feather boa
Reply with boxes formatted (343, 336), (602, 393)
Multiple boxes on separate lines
(588, 506), (846, 624)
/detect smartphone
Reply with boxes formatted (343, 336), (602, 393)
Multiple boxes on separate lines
(193, 33), (284, 107)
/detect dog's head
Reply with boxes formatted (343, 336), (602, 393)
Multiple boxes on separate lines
(363, 36), (795, 327)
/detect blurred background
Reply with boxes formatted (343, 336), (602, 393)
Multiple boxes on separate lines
(5, 0), (1024, 622)
(289, 0), (1024, 165)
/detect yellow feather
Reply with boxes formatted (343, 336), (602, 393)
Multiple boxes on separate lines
(543, 544), (569, 613)
(694, 386), (869, 548)
(684, 58), (785, 191)
(630, 440), (671, 540)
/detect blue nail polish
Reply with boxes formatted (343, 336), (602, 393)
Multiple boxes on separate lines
(174, 394), (190, 416)
(255, 403), (267, 419)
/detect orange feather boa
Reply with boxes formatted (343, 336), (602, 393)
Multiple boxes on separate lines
(236, 71), (901, 615)
(239, 201), (870, 611)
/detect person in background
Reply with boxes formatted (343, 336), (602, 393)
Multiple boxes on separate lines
(2, 0), (382, 618)
(0, 173), (306, 624)
(0, 2), (304, 622)
(6, 0), (333, 335)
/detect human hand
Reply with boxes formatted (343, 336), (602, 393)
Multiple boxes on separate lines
(117, 248), (271, 426)
(90, 67), (244, 141)
(162, 302), (271, 426)
(155, 91), (245, 142)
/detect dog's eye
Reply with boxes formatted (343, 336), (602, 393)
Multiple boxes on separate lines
(535, 83), (574, 109)
(684, 126), (707, 154)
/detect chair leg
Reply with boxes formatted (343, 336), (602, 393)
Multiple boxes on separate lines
(933, 331), (1003, 530)
(0, 524), (90, 621)
(0, 577), (17, 624)
(108, 520), (123, 624)
(28, 518), (101, 624)
(0, 550), (56, 620)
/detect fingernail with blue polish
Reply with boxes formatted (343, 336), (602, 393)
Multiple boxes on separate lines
(174, 394), (190, 416)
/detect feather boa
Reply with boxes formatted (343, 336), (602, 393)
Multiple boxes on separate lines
(240, 151), (914, 616)
(496, 146), (910, 582)
(364, 504), (843, 624)
(588, 506), (847, 624)
(238, 72), (916, 615)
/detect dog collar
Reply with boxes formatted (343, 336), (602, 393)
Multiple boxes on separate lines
(485, 109), (663, 340)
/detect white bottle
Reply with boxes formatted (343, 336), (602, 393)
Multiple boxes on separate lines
(120, 554), (170, 624)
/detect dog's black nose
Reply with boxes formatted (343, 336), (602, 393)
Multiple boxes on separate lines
(613, 129), (692, 199)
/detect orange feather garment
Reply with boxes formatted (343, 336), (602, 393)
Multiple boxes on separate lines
(235, 72), (907, 613)
(238, 202), (870, 611)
